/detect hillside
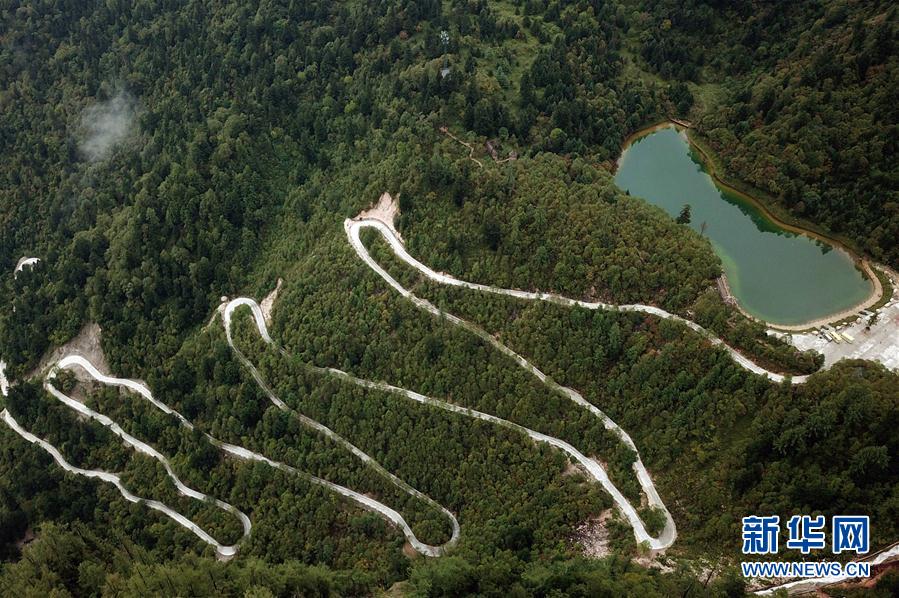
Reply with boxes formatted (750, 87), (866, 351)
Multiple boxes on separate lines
(0, 1), (896, 596)
(629, 0), (899, 266)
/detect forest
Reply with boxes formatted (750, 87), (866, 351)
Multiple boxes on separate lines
(629, 0), (898, 266)
(0, 0), (896, 595)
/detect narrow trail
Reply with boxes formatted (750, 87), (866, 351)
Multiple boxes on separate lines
(439, 126), (484, 168)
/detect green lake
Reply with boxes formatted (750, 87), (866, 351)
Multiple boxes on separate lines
(614, 126), (872, 326)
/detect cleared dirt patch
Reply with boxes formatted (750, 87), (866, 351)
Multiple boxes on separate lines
(358, 192), (402, 239)
(29, 322), (109, 381)
(572, 510), (613, 558)
(260, 278), (283, 325)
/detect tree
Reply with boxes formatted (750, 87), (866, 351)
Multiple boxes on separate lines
(481, 216), (502, 250)
(669, 81), (694, 114)
(676, 204), (692, 224)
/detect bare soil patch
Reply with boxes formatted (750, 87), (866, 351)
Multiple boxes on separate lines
(260, 278), (283, 325)
(572, 509), (613, 558)
(28, 322), (109, 382)
(358, 192), (402, 237)
(28, 322), (110, 403)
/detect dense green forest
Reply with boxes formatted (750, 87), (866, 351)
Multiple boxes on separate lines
(367, 231), (899, 552)
(629, 0), (899, 267)
(0, 0), (896, 595)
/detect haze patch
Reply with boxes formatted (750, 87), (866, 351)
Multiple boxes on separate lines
(77, 90), (138, 162)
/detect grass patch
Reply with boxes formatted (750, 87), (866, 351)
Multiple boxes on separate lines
(870, 268), (894, 311)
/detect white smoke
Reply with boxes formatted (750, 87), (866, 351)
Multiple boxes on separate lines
(78, 90), (138, 162)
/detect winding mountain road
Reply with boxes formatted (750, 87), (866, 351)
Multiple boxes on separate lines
(345, 210), (899, 588)
(225, 296), (676, 549)
(221, 298), (460, 556)
(43, 356), (251, 558)
(6, 208), (889, 577)
(344, 217), (678, 550)
(0, 408), (243, 557)
(347, 217), (809, 385)
(0, 360), (247, 559)
(1, 351), (460, 557)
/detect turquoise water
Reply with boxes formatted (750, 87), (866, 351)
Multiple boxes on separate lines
(614, 126), (871, 325)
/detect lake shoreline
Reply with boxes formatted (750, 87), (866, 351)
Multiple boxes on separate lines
(616, 119), (883, 331)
